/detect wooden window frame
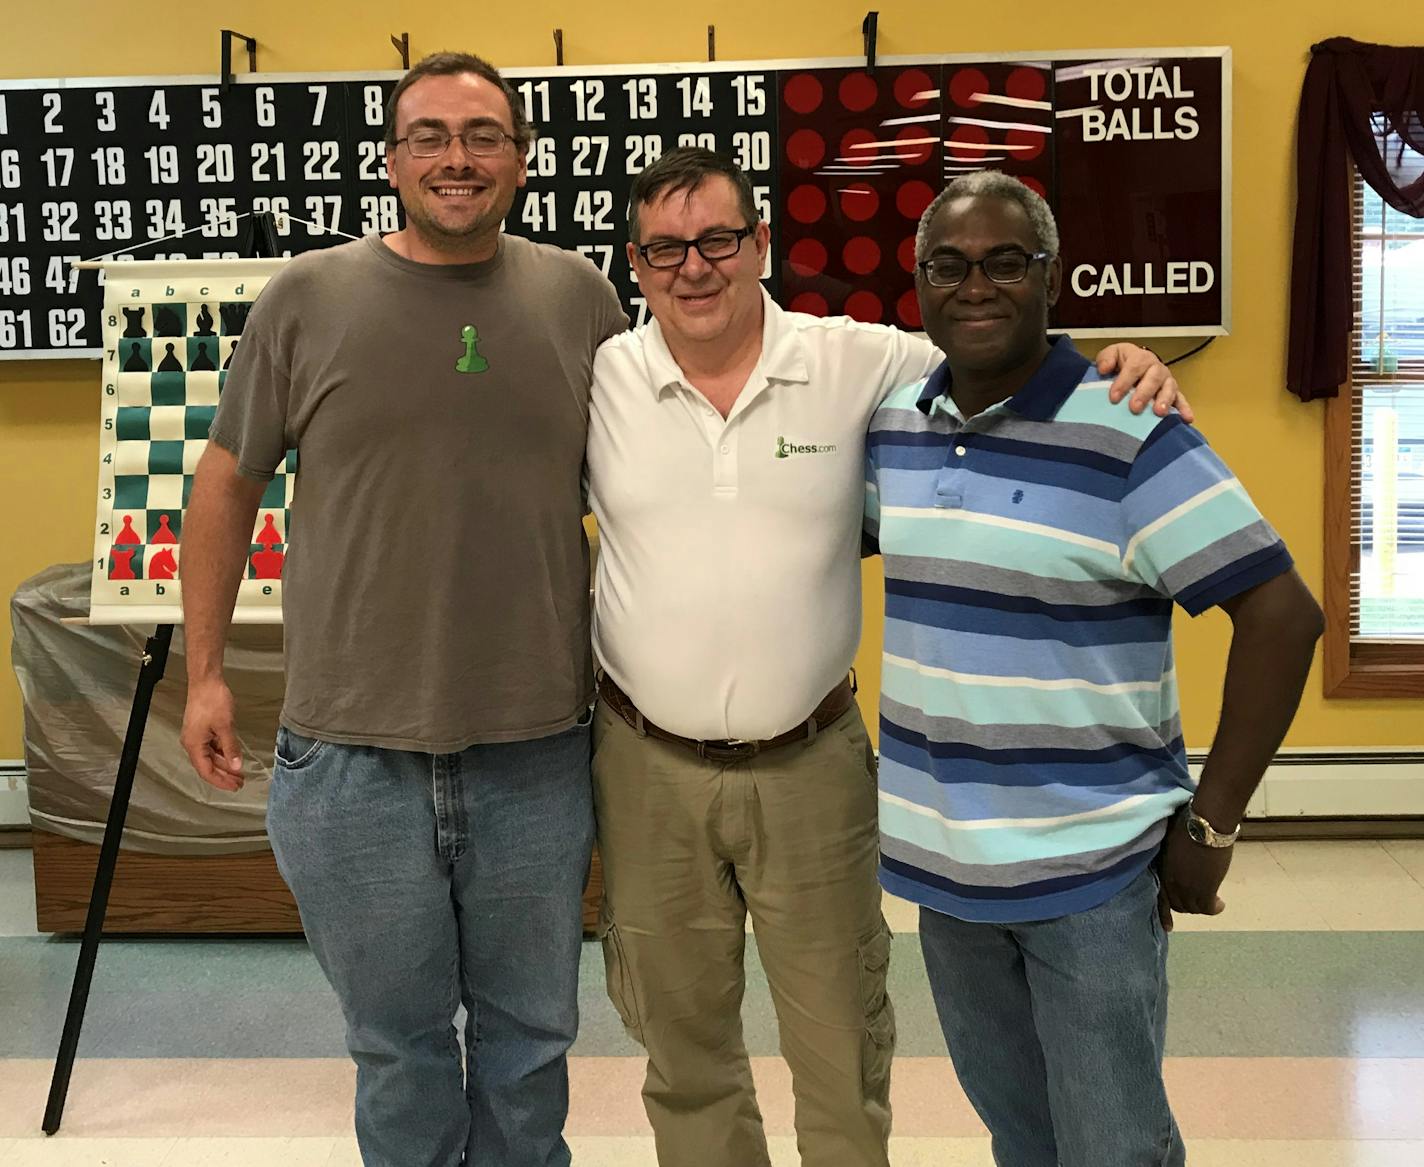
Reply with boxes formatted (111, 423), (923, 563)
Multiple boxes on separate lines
(1322, 163), (1424, 698)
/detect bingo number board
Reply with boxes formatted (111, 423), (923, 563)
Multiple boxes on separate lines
(0, 47), (1229, 360)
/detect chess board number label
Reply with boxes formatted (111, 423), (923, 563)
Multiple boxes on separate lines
(363, 85), (385, 126)
(308, 85), (330, 126)
(677, 133), (716, 150)
(0, 310), (34, 349)
(629, 296), (649, 327)
(0, 150), (18, 189)
(145, 199), (184, 240)
(147, 90), (170, 131)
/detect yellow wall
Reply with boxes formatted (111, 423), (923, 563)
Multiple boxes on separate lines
(2, 2), (1420, 761)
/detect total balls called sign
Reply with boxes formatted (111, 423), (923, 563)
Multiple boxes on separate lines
(0, 48), (1229, 358)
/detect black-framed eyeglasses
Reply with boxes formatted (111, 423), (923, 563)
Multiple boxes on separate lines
(917, 248), (1051, 289)
(395, 126), (517, 158)
(636, 226), (757, 269)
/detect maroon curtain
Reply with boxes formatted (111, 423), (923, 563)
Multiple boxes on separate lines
(1287, 38), (1424, 401)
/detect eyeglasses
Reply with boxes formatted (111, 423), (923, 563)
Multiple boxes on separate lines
(636, 226), (757, 269)
(918, 248), (1051, 289)
(395, 126), (517, 158)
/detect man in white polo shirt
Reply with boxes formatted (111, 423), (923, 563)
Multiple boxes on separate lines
(584, 148), (1186, 1167)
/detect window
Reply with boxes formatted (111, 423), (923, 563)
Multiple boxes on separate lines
(1323, 133), (1424, 696)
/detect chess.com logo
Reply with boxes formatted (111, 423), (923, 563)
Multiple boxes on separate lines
(775, 436), (838, 458)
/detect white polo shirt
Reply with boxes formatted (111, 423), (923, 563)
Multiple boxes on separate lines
(587, 290), (939, 741)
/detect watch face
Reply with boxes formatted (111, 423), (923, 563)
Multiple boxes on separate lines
(1186, 816), (1208, 844)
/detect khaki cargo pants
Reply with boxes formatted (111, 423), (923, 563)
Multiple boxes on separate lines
(592, 698), (894, 1167)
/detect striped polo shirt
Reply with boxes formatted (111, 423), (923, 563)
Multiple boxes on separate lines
(864, 337), (1293, 923)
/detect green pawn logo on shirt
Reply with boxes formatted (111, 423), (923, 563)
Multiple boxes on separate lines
(456, 324), (490, 374)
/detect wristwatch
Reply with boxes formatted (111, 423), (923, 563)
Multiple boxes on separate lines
(1184, 799), (1241, 848)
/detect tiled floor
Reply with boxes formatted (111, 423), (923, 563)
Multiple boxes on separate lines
(2, 841), (1423, 1164)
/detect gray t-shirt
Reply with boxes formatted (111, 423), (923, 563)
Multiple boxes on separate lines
(208, 234), (628, 751)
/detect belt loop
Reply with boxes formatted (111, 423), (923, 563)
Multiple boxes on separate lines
(633, 709), (647, 738)
(848, 667), (858, 695)
(804, 715), (817, 745)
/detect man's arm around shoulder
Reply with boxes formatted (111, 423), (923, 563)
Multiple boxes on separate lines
(178, 442), (268, 792)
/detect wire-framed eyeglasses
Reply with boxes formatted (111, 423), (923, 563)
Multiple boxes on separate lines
(918, 248), (1051, 289)
(395, 126), (517, 158)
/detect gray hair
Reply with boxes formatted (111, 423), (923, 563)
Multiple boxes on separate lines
(914, 171), (1060, 263)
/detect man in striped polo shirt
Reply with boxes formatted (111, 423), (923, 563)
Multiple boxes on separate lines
(864, 172), (1324, 1166)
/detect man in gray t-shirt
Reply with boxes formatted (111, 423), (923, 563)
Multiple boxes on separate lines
(179, 53), (624, 1167)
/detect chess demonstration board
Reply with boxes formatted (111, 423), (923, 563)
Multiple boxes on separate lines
(91, 258), (291, 623)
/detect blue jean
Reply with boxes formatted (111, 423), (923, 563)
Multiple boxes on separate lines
(919, 867), (1184, 1167)
(266, 717), (594, 1167)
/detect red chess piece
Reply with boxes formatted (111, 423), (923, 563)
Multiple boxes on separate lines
(251, 547), (284, 579)
(148, 547), (178, 579)
(110, 549), (136, 580)
(115, 515), (142, 546)
(151, 514), (178, 543)
(255, 513), (281, 549)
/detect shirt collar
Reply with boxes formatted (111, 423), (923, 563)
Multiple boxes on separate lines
(915, 335), (1091, 421)
(643, 287), (811, 398)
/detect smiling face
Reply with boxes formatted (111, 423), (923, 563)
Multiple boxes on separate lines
(385, 72), (527, 260)
(916, 194), (1062, 378)
(627, 175), (770, 351)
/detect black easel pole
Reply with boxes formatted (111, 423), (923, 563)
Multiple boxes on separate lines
(42, 623), (175, 1134)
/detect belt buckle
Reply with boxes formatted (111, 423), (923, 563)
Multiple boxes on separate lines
(697, 737), (758, 763)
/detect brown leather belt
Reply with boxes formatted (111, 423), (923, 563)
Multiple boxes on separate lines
(596, 672), (857, 763)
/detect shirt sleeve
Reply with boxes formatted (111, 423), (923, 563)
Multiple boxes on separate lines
(205, 272), (297, 482)
(595, 273), (630, 345)
(1120, 416), (1293, 615)
(885, 330), (944, 398)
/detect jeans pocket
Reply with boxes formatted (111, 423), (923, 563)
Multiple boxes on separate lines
(598, 907), (645, 1045)
(274, 726), (327, 771)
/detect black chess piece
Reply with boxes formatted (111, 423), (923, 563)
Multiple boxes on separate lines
(195, 304), (215, 336)
(220, 303), (251, 336)
(157, 342), (183, 372)
(222, 340), (237, 370)
(122, 307), (147, 338)
(153, 305), (182, 336)
(121, 342), (149, 372)
(190, 342), (217, 371)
